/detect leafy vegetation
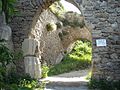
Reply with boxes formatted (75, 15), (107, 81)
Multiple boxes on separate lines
(41, 64), (49, 78)
(89, 78), (120, 90)
(0, 44), (14, 67)
(48, 40), (92, 76)
(0, 44), (44, 90)
(0, 71), (42, 90)
(0, 0), (17, 22)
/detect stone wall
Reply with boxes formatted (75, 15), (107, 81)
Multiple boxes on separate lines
(81, 0), (120, 80)
(30, 9), (64, 65)
(10, 0), (120, 80)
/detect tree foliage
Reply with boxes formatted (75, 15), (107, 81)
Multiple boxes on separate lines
(0, 0), (17, 23)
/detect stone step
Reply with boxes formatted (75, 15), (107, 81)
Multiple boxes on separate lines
(45, 85), (89, 90)
(44, 79), (89, 90)
(46, 81), (88, 87)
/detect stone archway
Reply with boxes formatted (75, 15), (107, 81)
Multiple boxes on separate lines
(10, 0), (120, 80)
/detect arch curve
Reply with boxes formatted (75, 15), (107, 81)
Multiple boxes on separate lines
(10, 0), (120, 80)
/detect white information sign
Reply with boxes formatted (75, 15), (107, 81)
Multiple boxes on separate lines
(96, 39), (107, 46)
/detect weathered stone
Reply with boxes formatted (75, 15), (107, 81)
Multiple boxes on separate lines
(95, 12), (109, 18)
(55, 53), (64, 64)
(24, 56), (41, 79)
(100, 1), (107, 7)
(0, 25), (12, 41)
(22, 38), (38, 56)
(116, 8), (120, 13)
(0, 12), (12, 41)
(110, 53), (118, 59)
(111, 22), (118, 30)
(0, 12), (13, 50)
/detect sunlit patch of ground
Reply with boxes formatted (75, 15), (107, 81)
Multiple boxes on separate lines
(40, 69), (91, 90)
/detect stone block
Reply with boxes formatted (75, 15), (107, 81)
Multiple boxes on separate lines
(100, 1), (107, 7)
(111, 22), (118, 30)
(0, 25), (12, 41)
(110, 53), (118, 59)
(22, 38), (38, 56)
(24, 56), (41, 79)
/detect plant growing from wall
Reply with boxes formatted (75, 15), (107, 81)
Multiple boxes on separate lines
(0, 44), (45, 90)
(46, 22), (57, 31)
(49, 1), (66, 19)
(41, 64), (49, 78)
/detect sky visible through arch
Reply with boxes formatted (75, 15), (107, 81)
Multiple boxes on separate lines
(60, 0), (81, 14)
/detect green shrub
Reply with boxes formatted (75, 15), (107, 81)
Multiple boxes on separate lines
(0, 44), (23, 67)
(19, 79), (38, 89)
(0, 44), (44, 90)
(41, 64), (49, 78)
(0, 69), (42, 90)
(0, 44), (14, 67)
(48, 40), (92, 76)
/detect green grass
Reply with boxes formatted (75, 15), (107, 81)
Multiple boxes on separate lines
(48, 40), (92, 76)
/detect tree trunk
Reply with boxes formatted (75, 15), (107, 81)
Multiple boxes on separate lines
(2, 0), (8, 23)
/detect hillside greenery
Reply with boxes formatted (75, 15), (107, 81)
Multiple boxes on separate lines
(48, 40), (92, 76)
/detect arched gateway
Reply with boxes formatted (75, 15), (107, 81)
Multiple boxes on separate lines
(10, 0), (120, 80)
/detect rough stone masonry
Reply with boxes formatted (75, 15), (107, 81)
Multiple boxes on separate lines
(9, 0), (120, 80)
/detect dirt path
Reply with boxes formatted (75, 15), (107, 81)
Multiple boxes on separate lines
(54, 69), (90, 77)
(40, 69), (91, 90)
